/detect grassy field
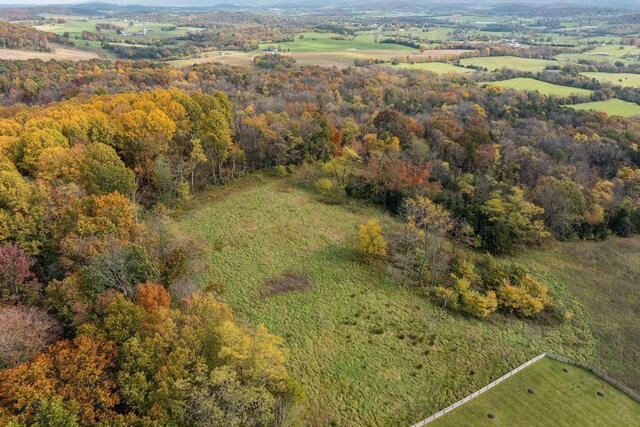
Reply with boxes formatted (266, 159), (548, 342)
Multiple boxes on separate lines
(459, 56), (560, 72)
(519, 237), (640, 391)
(262, 32), (418, 53)
(168, 43), (467, 69)
(484, 78), (593, 97)
(176, 174), (597, 426)
(556, 45), (640, 66)
(582, 72), (640, 88)
(392, 62), (474, 74)
(0, 44), (101, 61)
(36, 19), (199, 40)
(570, 99), (640, 117)
(430, 358), (640, 426)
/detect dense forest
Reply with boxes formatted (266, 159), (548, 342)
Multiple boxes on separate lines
(1, 52), (640, 423)
(0, 21), (52, 52)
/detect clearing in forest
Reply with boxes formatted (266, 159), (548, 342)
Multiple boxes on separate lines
(176, 174), (598, 425)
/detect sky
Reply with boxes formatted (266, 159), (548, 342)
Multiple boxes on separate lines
(1, 0), (637, 6)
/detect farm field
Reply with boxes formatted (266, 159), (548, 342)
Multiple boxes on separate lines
(0, 44), (101, 61)
(459, 56), (560, 72)
(176, 174), (597, 426)
(582, 72), (640, 88)
(483, 78), (593, 97)
(36, 19), (200, 39)
(570, 99), (640, 117)
(168, 45), (468, 69)
(167, 51), (254, 67)
(262, 32), (418, 53)
(429, 358), (640, 427)
(555, 44), (640, 66)
(392, 62), (475, 74)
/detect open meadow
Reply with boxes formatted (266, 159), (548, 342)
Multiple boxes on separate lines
(176, 174), (601, 426)
(0, 44), (101, 60)
(581, 72), (640, 88)
(429, 358), (640, 427)
(484, 78), (593, 97)
(556, 45), (640, 66)
(459, 56), (560, 72)
(519, 237), (640, 391)
(570, 99), (640, 117)
(391, 62), (475, 74)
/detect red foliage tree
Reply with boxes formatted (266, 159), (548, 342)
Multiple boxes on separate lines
(0, 245), (40, 302)
(0, 304), (61, 369)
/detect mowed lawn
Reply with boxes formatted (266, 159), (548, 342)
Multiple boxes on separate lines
(484, 78), (593, 97)
(459, 56), (560, 72)
(582, 72), (640, 88)
(430, 358), (640, 427)
(570, 99), (640, 117)
(177, 175), (596, 426)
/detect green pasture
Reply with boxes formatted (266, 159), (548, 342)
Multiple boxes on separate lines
(582, 72), (640, 88)
(459, 56), (560, 72)
(430, 358), (640, 427)
(483, 78), (593, 97)
(570, 99), (640, 117)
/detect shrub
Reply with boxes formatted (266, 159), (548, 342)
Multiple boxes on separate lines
(355, 219), (388, 260)
(272, 165), (288, 177)
(315, 178), (334, 194)
(461, 289), (498, 318)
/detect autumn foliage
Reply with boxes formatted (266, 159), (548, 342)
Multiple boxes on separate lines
(135, 282), (170, 313)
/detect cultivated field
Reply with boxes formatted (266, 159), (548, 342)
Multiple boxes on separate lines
(582, 72), (640, 88)
(570, 99), (640, 117)
(176, 174), (596, 425)
(484, 78), (593, 97)
(429, 358), (640, 427)
(0, 44), (101, 61)
(459, 56), (560, 72)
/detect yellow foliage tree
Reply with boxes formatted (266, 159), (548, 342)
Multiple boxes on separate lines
(356, 219), (388, 259)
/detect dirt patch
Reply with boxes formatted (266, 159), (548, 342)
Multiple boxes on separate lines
(263, 271), (312, 297)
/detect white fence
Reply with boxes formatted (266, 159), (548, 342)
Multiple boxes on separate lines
(410, 352), (639, 427)
(410, 353), (547, 427)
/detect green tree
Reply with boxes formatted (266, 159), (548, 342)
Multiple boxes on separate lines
(83, 242), (159, 300)
(404, 196), (452, 285)
(198, 110), (232, 183)
(481, 187), (550, 253)
(532, 176), (585, 240)
(81, 143), (136, 197)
